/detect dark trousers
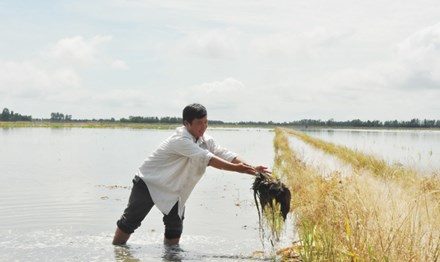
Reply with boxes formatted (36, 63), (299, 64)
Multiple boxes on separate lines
(116, 177), (184, 239)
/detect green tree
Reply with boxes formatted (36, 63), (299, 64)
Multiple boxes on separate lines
(1, 108), (10, 121)
(50, 112), (68, 122)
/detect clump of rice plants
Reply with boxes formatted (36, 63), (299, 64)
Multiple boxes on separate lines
(252, 171), (291, 248)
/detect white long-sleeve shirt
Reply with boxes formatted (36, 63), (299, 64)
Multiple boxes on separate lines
(137, 126), (238, 218)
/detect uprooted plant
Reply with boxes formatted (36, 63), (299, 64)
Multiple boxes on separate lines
(252, 171), (291, 248)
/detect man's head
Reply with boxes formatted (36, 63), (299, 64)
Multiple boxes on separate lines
(182, 103), (208, 139)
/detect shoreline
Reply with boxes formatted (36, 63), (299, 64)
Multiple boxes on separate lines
(1, 121), (440, 131)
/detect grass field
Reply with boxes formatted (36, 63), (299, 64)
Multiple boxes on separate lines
(274, 127), (440, 261)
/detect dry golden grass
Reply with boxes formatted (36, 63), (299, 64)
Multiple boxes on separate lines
(274, 127), (440, 261)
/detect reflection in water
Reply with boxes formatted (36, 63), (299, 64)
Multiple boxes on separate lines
(162, 244), (184, 261)
(114, 245), (141, 262)
(113, 244), (187, 262)
(113, 242), (272, 261)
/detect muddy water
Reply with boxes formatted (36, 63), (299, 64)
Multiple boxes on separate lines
(0, 128), (294, 261)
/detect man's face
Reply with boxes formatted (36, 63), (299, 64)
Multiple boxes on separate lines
(184, 116), (208, 139)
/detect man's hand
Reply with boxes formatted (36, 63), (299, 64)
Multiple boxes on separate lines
(235, 164), (271, 176)
(209, 155), (271, 176)
(254, 165), (271, 175)
(235, 163), (257, 175)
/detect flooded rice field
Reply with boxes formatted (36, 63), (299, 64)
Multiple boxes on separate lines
(300, 128), (440, 174)
(0, 127), (293, 261)
(1, 127), (439, 261)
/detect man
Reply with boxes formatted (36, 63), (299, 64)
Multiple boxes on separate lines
(112, 103), (270, 245)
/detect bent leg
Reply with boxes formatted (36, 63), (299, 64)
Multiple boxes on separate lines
(113, 177), (154, 245)
(163, 203), (184, 245)
(112, 227), (131, 245)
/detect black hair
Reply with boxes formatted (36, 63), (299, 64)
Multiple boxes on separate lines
(182, 103), (207, 124)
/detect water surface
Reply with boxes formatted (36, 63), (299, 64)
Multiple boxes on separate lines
(0, 127), (292, 261)
(2, 127), (438, 261)
(299, 128), (440, 174)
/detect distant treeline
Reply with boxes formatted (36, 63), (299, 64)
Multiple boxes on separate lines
(119, 116), (224, 125)
(276, 118), (440, 128)
(1, 108), (32, 121)
(1, 107), (440, 128)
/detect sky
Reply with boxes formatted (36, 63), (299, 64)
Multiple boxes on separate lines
(1, 0), (440, 122)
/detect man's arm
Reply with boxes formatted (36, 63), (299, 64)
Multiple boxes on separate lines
(231, 156), (248, 165)
(208, 155), (257, 175)
(231, 156), (271, 174)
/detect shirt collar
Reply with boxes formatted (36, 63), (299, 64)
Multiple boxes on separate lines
(179, 126), (206, 145)
(195, 136), (206, 146)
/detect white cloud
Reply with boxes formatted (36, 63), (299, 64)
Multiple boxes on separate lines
(3, 1), (440, 121)
(0, 60), (80, 97)
(92, 88), (153, 107)
(0, 34), (130, 111)
(111, 59), (129, 70)
(398, 23), (440, 64)
(281, 23), (440, 121)
(113, 0), (188, 9)
(40, 35), (128, 70)
(177, 28), (242, 59)
(249, 27), (353, 59)
(45, 35), (112, 66)
(184, 78), (248, 109)
(176, 78), (261, 121)
(313, 22), (440, 97)
(397, 23), (440, 88)
(177, 78), (287, 122)
(176, 26), (352, 61)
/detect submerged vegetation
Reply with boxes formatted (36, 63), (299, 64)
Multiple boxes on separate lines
(274, 127), (440, 261)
